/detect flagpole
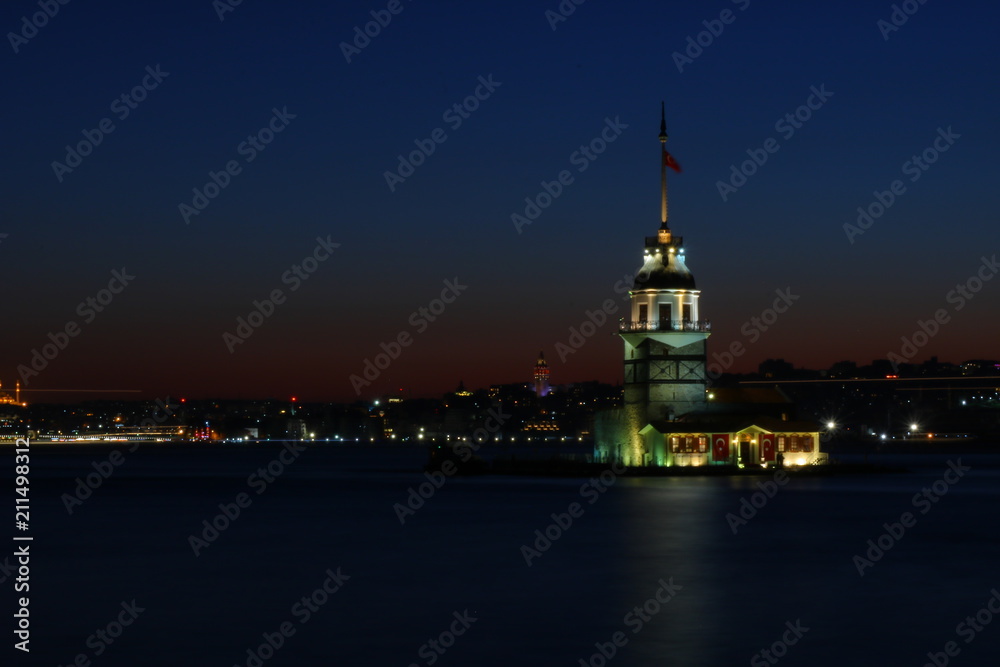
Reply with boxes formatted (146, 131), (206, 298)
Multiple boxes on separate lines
(659, 101), (668, 225)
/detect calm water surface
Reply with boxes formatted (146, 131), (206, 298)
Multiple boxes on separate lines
(8, 443), (1000, 666)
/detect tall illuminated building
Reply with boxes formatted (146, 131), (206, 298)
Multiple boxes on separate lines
(620, 104), (710, 427)
(595, 105), (823, 467)
(533, 351), (550, 397)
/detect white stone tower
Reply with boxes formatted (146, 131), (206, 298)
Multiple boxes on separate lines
(616, 104), (710, 463)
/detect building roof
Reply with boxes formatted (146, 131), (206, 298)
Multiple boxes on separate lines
(634, 249), (697, 290)
(643, 413), (820, 435)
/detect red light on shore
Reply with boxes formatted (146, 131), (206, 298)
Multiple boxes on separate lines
(885, 375), (898, 379)
(291, 396), (297, 402)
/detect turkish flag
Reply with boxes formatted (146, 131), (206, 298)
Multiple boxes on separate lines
(712, 434), (729, 461)
(663, 149), (682, 173)
(760, 434), (775, 462)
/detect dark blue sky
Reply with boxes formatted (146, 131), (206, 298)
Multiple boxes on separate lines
(3, 0), (998, 401)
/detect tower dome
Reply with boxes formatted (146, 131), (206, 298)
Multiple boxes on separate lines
(635, 223), (696, 290)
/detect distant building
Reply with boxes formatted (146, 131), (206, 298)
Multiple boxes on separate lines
(286, 418), (307, 440)
(595, 105), (824, 467)
(533, 351), (550, 397)
(0, 381), (23, 406)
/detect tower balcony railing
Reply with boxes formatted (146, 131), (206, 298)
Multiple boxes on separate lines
(619, 319), (711, 333)
(645, 235), (683, 247)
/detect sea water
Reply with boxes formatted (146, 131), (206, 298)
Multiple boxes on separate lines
(8, 443), (1000, 666)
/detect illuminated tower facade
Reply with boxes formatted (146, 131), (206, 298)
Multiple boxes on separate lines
(594, 105), (823, 468)
(616, 105), (710, 463)
(533, 351), (550, 397)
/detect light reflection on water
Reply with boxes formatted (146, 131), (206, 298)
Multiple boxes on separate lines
(616, 479), (723, 666)
(17, 445), (1000, 666)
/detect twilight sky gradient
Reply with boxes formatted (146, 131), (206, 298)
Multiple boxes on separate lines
(2, 0), (998, 402)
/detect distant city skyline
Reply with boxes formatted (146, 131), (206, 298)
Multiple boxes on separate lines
(3, 351), (997, 407)
(3, 0), (997, 402)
